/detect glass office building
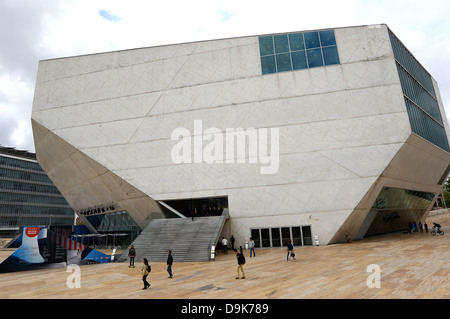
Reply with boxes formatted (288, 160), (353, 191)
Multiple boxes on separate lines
(0, 146), (74, 237)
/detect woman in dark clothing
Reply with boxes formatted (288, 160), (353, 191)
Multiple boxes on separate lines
(167, 250), (173, 278)
(142, 258), (150, 289)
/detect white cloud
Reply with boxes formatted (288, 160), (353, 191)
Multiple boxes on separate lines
(0, 74), (34, 151)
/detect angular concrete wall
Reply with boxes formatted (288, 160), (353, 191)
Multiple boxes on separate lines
(32, 120), (163, 231)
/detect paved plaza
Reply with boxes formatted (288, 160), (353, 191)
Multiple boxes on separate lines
(0, 213), (448, 299)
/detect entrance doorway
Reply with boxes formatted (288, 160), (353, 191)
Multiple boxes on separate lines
(251, 225), (313, 248)
(160, 196), (228, 218)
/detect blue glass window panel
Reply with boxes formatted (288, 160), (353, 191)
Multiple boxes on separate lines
(276, 53), (292, 72)
(319, 30), (336, 47)
(304, 31), (320, 49)
(261, 55), (277, 74)
(322, 46), (340, 65)
(307, 48), (323, 68)
(259, 36), (274, 56)
(259, 30), (341, 75)
(274, 34), (290, 53)
(288, 33), (304, 51)
(291, 51), (307, 70)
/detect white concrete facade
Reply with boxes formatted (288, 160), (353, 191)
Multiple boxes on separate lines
(31, 24), (450, 246)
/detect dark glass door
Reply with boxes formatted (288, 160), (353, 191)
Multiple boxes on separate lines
(292, 226), (302, 246)
(251, 229), (260, 248)
(281, 227), (291, 246)
(261, 228), (271, 247)
(271, 228), (281, 247)
(302, 226), (312, 245)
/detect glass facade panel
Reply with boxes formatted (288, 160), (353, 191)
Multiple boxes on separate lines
(251, 225), (313, 247)
(271, 228), (281, 247)
(276, 53), (292, 72)
(367, 186), (436, 236)
(302, 226), (313, 245)
(94, 211), (138, 233)
(0, 152), (74, 230)
(389, 29), (449, 152)
(261, 228), (271, 247)
(304, 31), (320, 49)
(259, 36), (274, 56)
(274, 34), (289, 53)
(307, 48), (323, 68)
(292, 226), (301, 246)
(288, 33), (304, 51)
(372, 187), (434, 210)
(322, 46), (340, 66)
(261, 55), (277, 75)
(291, 51), (308, 70)
(319, 30), (337, 46)
(251, 228), (260, 247)
(281, 227), (291, 246)
(259, 29), (339, 75)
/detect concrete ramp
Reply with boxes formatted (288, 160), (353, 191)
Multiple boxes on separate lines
(118, 215), (228, 263)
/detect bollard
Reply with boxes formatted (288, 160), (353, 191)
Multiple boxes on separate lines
(211, 245), (215, 260)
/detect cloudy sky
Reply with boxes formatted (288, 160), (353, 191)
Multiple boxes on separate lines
(1, 0), (450, 153)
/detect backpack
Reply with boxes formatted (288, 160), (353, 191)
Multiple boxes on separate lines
(238, 246), (246, 264)
(238, 253), (246, 265)
(147, 265), (151, 273)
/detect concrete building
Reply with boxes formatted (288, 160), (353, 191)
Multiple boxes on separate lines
(31, 24), (450, 249)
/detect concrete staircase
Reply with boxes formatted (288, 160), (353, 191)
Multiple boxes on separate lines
(117, 215), (228, 263)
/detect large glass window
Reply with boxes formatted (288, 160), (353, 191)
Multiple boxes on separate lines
(302, 226), (313, 245)
(251, 228), (261, 248)
(261, 228), (271, 247)
(271, 228), (281, 247)
(389, 30), (449, 152)
(251, 225), (313, 248)
(372, 187), (434, 210)
(292, 226), (302, 246)
(259, 29), (340, 75)
(281, 227), (291, 246)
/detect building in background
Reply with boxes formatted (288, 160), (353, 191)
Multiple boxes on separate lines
(0, 146), (74, 238)
(31, 24), (450, 249)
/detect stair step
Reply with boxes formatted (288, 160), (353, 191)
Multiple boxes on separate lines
(117, 216), (227, 263)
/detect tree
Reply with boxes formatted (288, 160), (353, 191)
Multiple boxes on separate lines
(442, 175), (450, 208)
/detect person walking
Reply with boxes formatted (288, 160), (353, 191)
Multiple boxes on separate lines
(167, 250), (173, 278)
(222, 237), (228, 254)
(230, 235), (235, 250)
(234, 248), (246, 279)
(419, 222), (423, 233)
(424, 222), (429, 233)
(128, 245), (136, 268)
(141, 258), (151, 290)
(286, 239), (296, 261)
(249, 237), (256, 257)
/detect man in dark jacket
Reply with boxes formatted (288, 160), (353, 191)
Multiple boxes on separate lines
(167, 250), (173, 278)
(128, 245), (136, 268)
(234, 248), (245, 279)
